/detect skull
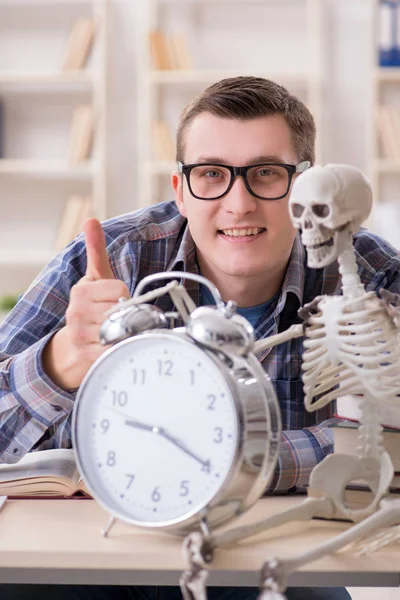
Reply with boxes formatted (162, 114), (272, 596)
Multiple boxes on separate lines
(289, 164), (373, 268)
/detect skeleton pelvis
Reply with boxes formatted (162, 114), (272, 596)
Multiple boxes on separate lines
(307, 451), (394, 522)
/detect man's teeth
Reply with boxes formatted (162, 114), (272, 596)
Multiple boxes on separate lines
(221, 228), (263, 237)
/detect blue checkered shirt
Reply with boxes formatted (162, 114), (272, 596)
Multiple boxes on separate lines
(1, 201), (399, 492)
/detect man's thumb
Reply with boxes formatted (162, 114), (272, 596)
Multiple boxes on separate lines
(84, 218), (115, 280)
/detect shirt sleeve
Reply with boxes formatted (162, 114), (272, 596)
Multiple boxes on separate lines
(265, 420), (334, 493)
(0, 240), (87, 463)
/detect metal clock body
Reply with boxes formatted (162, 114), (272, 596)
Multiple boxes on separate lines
(72, 273), (281, 535)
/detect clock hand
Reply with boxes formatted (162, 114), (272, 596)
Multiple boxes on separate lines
(124, 419), (209, 467)
(157, 428), (209, 468)
(124, 418), (154, 433)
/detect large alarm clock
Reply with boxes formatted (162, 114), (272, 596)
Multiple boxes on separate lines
(72, 272), (281, 535)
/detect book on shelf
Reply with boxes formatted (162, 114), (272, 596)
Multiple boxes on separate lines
(0, 449), (89, 498)
(68, 104), (95, 165)
(151, 119), (175, 161)
(169, 32), (193, 70)
(54, 195), (92, 252)
(335, 395), (400, 431)
(331, 418), (400, 475)
(378, 0), (397, 67)
(149, 29), (174, 70)
(376, 105), (400, 160)
(0, 98), (3, 159)
(61, 17), (96, 71)
(149, 30), (193, 70)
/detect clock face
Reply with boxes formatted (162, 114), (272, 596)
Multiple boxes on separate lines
(74, 333), (240, 527)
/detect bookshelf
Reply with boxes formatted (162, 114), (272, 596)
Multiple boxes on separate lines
(0, 0), (109, 296)
(367, 0), (400, 242)
(136, 0), (324, 208)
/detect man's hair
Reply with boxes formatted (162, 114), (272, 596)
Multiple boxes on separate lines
(176, 76), (316, 165)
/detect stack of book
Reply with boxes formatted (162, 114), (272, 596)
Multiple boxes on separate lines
(149, 30), (192, 70)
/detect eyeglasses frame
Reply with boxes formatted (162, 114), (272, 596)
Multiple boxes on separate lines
(177, 160), (311, 201)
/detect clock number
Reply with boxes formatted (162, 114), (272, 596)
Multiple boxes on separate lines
(107, 451), (116, 467)
(179, 480), (190, 497)
(132, 369), (146, 385)
(207, 394), (216, 410)
(189, 370), (195, 386)
(100, 419), (110, 434)
(213, 427), (223, 444)
(157, 360), (173, 376)
(151, 486), (161, 502)
(201, 460), (211, 474)
(112, 390), (128, 407)
(125, 474), (135, 490)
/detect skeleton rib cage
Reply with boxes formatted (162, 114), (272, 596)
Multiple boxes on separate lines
(302, 291), (400, 411)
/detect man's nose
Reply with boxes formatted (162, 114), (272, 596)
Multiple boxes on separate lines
(221, 176), (257, 214)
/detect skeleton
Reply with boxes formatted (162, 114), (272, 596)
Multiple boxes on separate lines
(177, 164), (400, 600)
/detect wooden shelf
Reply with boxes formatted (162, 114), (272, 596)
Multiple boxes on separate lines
(0, 0), (98, 5)
(0, 71), (93, 88)
(0, 159), (94, 179)
(374, 67), (400, 82)
(0, 250), (55, 268)
(156, 0), (290, 4)
(149, 69), (312, 85)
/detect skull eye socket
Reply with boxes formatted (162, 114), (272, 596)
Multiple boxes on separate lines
(291, 203), (305, 218)
(312, 204), (330, 218)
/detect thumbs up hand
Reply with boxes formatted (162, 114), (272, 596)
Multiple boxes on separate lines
(83, 218), (116, 281)
(43, 219), (130, 390)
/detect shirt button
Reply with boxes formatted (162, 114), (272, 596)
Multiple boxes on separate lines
(53, 405), (63, 412)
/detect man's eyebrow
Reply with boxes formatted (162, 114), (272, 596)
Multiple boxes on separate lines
(192, 155), (286, 165)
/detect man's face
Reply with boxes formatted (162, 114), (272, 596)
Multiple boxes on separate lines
(172, 112), (300, 294)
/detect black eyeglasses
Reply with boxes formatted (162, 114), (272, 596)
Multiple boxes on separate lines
(178, 160), (310, 201)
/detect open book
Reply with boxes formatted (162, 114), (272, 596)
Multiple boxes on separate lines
(0, 449), (90, 498)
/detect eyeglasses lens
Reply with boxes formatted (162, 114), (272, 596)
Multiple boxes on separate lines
(189, 164), (289, 200)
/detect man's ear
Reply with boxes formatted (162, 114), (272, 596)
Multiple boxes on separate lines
(172, 171), (187, 217)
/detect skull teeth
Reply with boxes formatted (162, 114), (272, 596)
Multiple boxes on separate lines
(308, 237), (334, 250)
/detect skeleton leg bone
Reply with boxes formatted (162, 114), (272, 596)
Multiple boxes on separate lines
(257, 497), (400, 600)
(180, 497), (400, 600)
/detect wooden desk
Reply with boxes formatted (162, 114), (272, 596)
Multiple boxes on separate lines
(0, 496), (399, 587)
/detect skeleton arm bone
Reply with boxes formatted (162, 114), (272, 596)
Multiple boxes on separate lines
(253, 324), (304, 354)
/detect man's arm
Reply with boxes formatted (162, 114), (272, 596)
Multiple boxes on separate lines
(266, 421), (333, 493)
(0, 220), (130, 463)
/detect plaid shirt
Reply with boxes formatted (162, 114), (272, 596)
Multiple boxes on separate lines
(1, 201), (399, 492)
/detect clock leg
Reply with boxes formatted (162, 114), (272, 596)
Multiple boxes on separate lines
(101, 514), (117, 537)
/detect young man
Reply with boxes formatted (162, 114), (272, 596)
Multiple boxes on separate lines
(1, 76), (399, 600)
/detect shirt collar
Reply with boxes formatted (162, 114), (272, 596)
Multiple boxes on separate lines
(166, 224), (305, 315)
(275, 231), (305, 312)
(166, 223), (200, 304)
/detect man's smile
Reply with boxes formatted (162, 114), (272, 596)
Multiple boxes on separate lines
(218, 227), (266, 241)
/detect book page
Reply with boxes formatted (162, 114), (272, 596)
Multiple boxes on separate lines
(0, 448), (81, 497)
